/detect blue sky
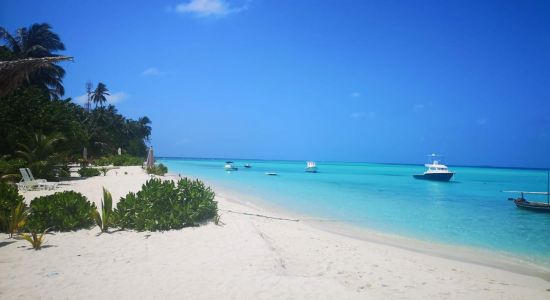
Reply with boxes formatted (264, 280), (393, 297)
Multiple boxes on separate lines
(2, 0), (549, 168)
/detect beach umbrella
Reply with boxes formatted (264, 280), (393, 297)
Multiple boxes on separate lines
(146, 147), (155, 169)
(83, 147), (87, 161)
(118, 147), (121, 155)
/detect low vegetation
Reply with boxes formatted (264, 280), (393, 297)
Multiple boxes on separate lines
(0, 181), (26, 234)
(27, 191), (96, 231)
(146, 163), (168, 176)
(115, 178), (217, 231)
(22, 229), (48, 250)
(8, 202), (27, 237)
(94, 155), (143, 167)
(93, 188), (114, 232)
(78, 167), (101, 177)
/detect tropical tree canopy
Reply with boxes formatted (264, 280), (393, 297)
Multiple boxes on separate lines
(0, 23), (67, 99)
(91, 82), (109, 107)
(0, 23), (152, 181)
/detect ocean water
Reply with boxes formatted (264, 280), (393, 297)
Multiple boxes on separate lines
(158, 158), (550, 266)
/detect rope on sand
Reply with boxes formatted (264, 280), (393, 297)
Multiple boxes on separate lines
(220, 209), (300, 222)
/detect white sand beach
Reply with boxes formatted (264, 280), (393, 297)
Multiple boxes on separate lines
(1, 166), (549, 299)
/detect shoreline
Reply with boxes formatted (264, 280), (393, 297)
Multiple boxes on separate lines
(2, 167), (549, 299)
(168, 172), (550, 282)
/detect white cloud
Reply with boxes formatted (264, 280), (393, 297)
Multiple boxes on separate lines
(350, 92), (361, 98)
(73, 91), (129, 105)
(141, 67), (162, 76)
(174, 0), (248, 17)
(109, 92), (129, 104)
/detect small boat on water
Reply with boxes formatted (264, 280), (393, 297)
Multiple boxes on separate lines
(305, 161), (318, 173)
(244, 164), (251, 168)
(224, 161), (238, 171)
(504, 171), (550, 213)
(413, 154), (454, 182)
(265, 172), (278, 176)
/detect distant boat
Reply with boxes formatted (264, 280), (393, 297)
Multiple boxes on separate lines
(504, 171), (550, 213)
(265, 172), (278, 176)
(224, 161), (238, 171)
(244, 164), (251, 168)
(413, 154), (454, 181)
(305, 161), (318, 173)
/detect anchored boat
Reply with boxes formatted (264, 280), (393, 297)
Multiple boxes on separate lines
(413, 154), (454, 182)
(224, 161), (238, 171)
(504, 171), (550, 213)
(305, 161), (318, 173)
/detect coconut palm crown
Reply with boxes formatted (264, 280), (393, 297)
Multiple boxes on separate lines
(0, 23), (67, 99)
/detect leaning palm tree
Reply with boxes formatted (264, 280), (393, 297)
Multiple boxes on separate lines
(0, 56), (72, 97)
(0, 23), (67, 99)
(91, 82), (109, 108)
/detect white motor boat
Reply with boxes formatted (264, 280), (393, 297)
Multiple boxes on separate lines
(305, 161), (318, 173)
(224, 161), (238, 171)
(413, 154), (454, 181)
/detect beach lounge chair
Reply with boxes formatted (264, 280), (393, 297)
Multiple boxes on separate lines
(25, 168), (46, 183)
(16, 168), (57, 191)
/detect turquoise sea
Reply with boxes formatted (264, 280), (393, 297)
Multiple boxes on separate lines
(159, 158), (550, 266)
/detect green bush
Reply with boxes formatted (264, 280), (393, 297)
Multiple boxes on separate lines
(147, 163), (168, 176)
(115, 178), (217, 231)
(0, 181), (26, 233)
(27, 191), (96, 231)
(95, 155), (142, 167)
(78, 167), (101, 177)
(0, 157), (26, 182)
(94, 157), (111, 166)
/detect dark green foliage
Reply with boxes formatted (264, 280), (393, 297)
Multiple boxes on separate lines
(0, 86), (87, 160)
(0, 181), (25, 233)
(0, 23), (66, 99)
(27, 191), (96, 231)
(115, 178), (217, 231)
(0, 156), (26, 182)
(78, 167), (101, 177)
(16, 131), (66, 180)
(0, 23), (152, 177)
(147, 163), (168, 176)
(94, 155), (143, 166)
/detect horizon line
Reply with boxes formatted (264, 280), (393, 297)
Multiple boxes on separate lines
(155, 156), (550, 172)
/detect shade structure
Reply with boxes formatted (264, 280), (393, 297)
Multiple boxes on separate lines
(146, 147), (155, 169)
(83, 147), (87, 160)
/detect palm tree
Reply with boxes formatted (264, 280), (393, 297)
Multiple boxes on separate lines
(91, 82), (109, 108)
(0, 23), (67, 99)
(16, 131), (65, 179)
(0, 56), (72, 97)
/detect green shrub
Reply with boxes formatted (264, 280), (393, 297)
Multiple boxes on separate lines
(94, 157), (111, 166)
(0, 181), (26, 233)
(95, 155), (142, 167)
(147, 163), (168, 176)
(0, 157), (26, 182)
(115, 178), (217, 231)
(78, 167), (101, 177)
(27, 191), (96, 231)
(8, 202), (27, 237)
